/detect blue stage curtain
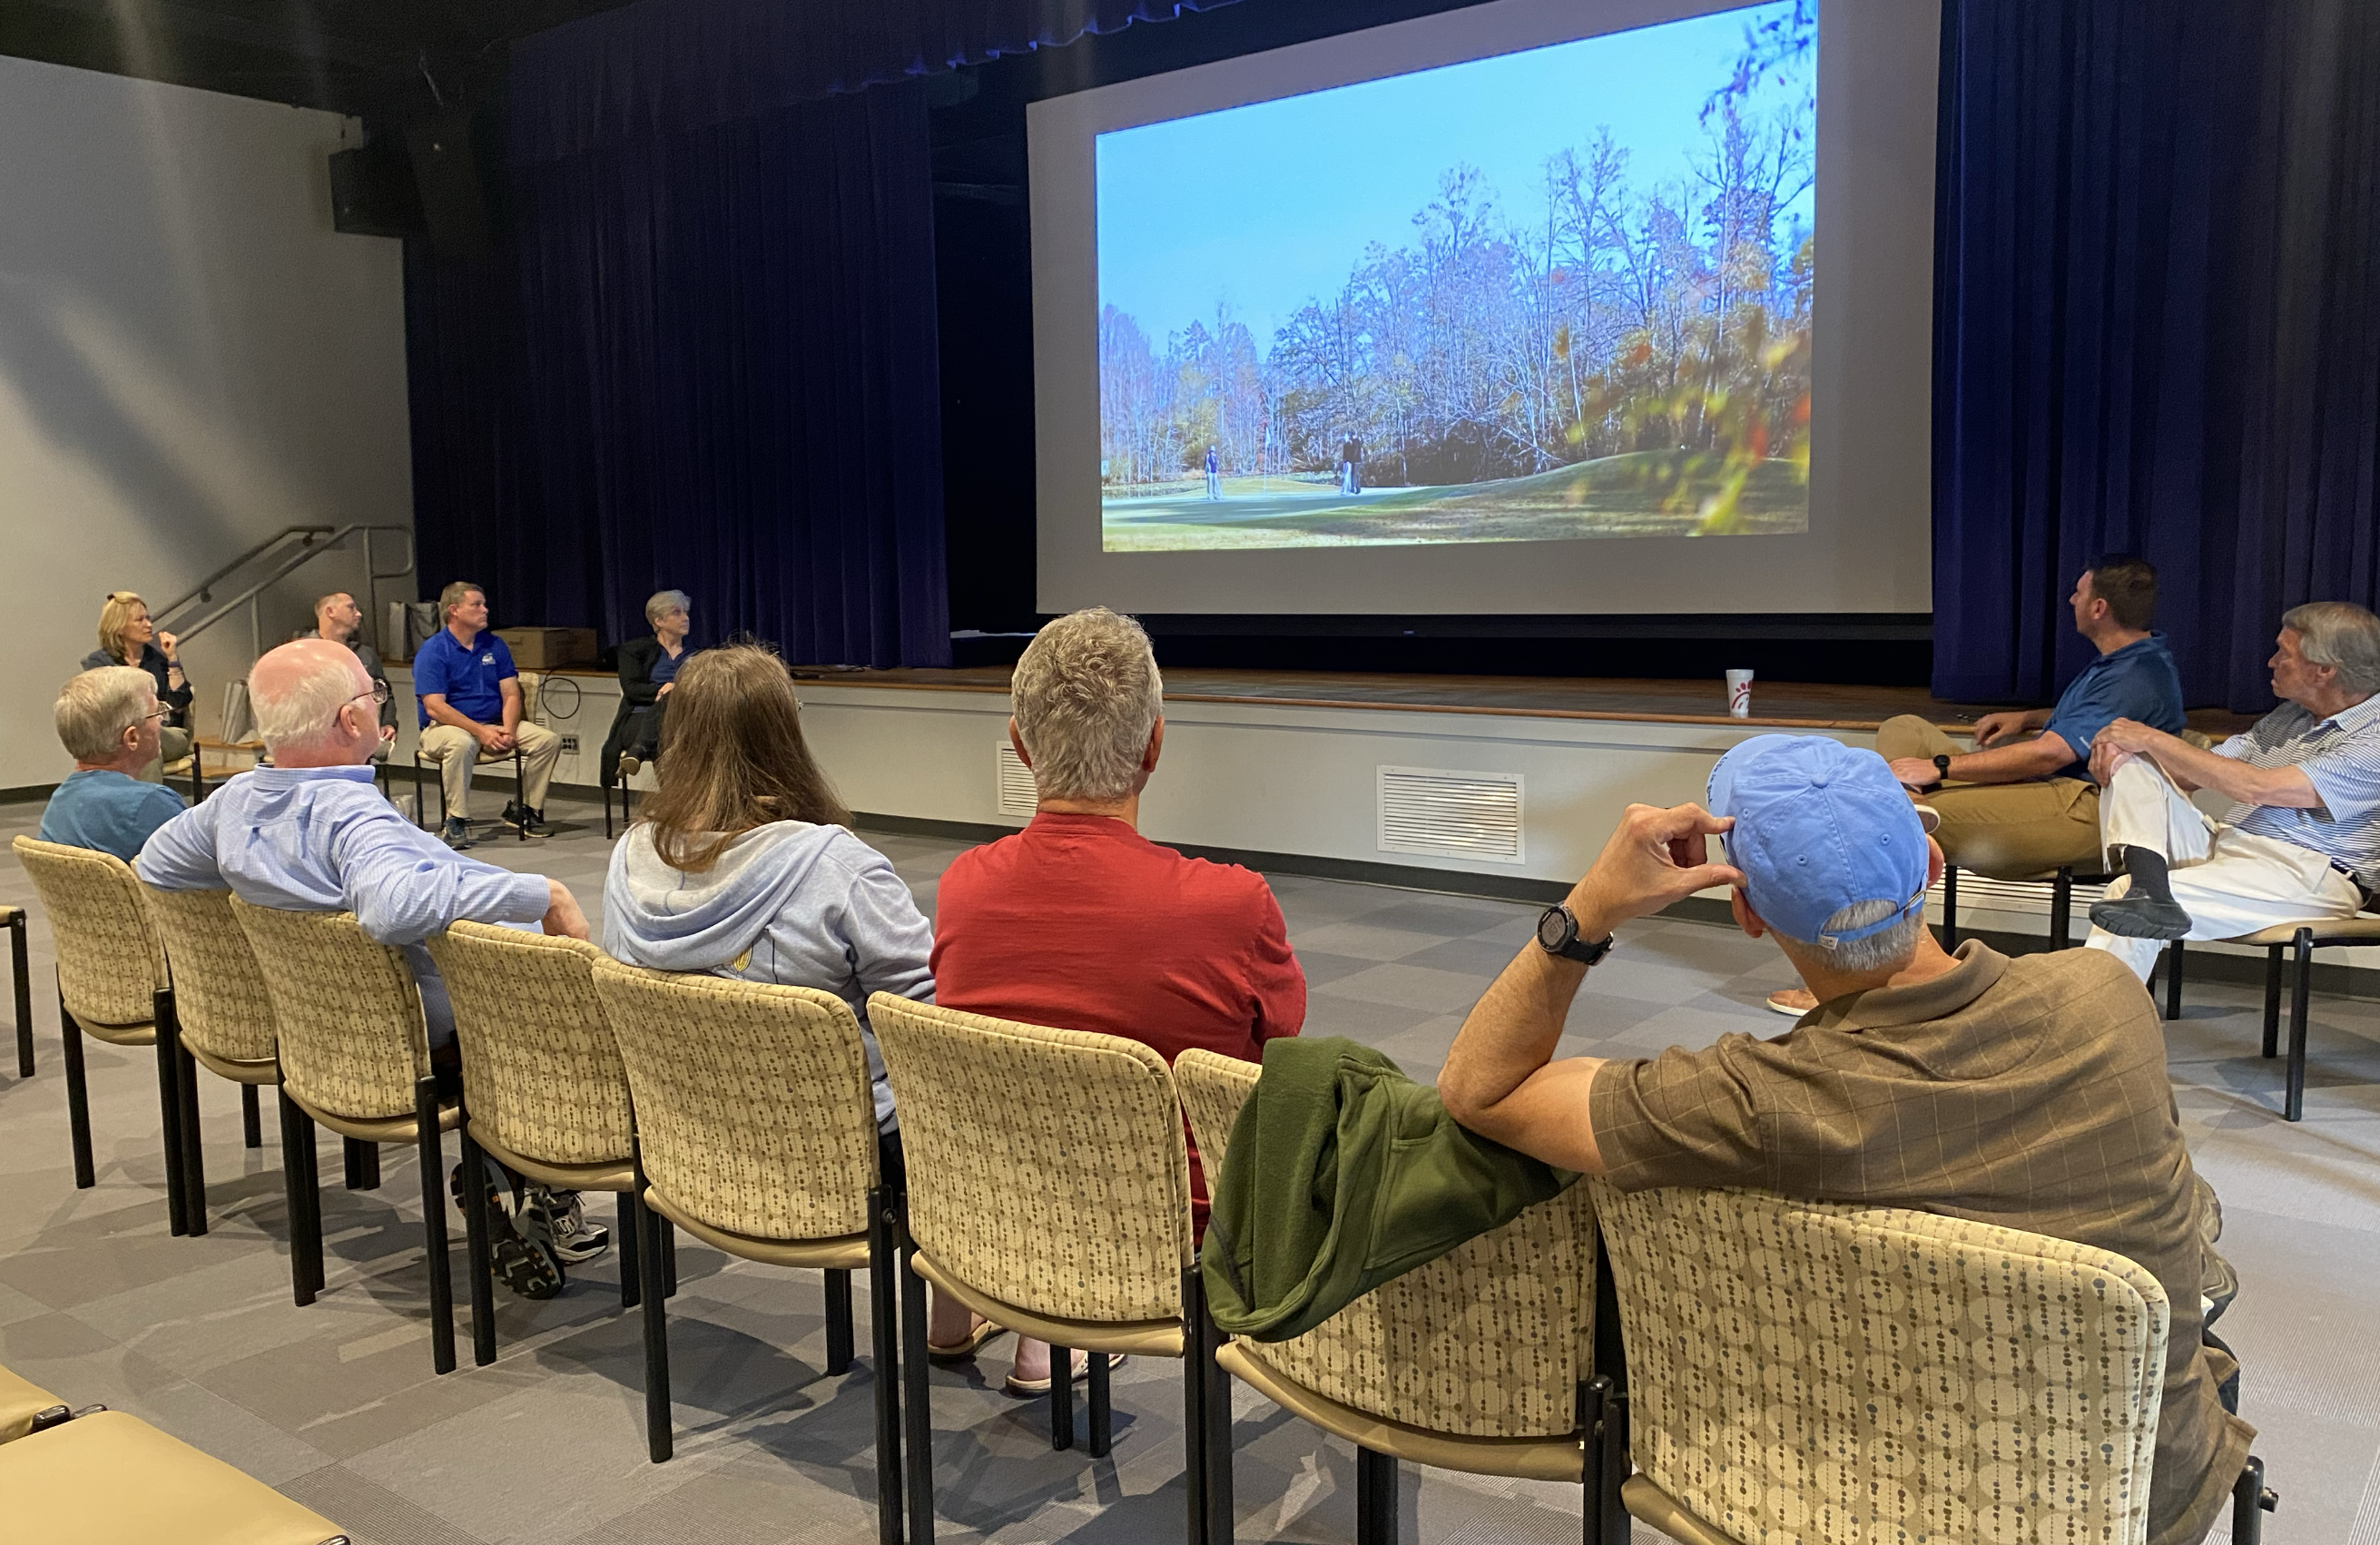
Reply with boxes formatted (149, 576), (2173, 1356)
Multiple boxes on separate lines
(1933, 0), (2380, 710)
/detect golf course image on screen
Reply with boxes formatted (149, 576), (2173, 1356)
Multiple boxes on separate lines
(1095, 1), (1815, 552)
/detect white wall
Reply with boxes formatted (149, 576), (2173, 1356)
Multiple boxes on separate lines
(0, 54), (409, 790)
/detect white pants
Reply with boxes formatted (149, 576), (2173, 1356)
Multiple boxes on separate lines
(418, 719), (561, 820)
(2084, 759), (2363, 979)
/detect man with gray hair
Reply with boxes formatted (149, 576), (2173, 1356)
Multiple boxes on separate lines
(137, 638), (604, 1296)
(1438, 736), (2250, 1545)
(37, 666), (186, 861)
(2085, 600), (2380, 969)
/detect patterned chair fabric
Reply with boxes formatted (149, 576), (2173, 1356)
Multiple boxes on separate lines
(1592, 1181), (2169, 1545)
(11, 837), (166, 1032)
(870, 995), (1195, 1325)
(591, 961), (879, 1242)
(138, 886), (276, 1066)
(427, 922), (632, 1168)
(1175, 1048), (1598, 1441)
(229, 899), (429, 1122)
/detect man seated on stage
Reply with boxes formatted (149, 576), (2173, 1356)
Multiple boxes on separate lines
(1769, 555), (2184, 1014)
(412, 580), (563, 849)
(2086, 601), (2380, 965)
(38, 667), (186, 861)
(136, 638), (605, 1295)
(926, 605), (1306, 1393)
(1438, 736), (2251, 1545)
(310, 590), (395, 759)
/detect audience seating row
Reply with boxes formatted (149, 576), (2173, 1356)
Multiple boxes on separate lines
(6, 833), (2278, 1545)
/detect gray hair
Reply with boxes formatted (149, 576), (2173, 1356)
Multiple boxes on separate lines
(54, 666), (156, 763)
(2283, 602), (2380, 697)
(1775, 896), (1928, 975)
(1009, 608), (1164, 802)
(644, 589), (693, 626)
(253, 650), (365, 753)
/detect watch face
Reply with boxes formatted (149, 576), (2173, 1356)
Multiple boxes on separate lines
(1537, 906), (1571, 951)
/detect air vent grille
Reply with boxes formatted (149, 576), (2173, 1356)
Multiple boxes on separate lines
(1378, 766), (1523, 861)
(995, 741), (1037, 819)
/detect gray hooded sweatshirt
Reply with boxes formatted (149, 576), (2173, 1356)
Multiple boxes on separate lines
(603, 821), (933, 1129)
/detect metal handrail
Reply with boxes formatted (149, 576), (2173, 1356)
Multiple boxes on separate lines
(158, 526), (336, 615)
(156, 524), (417, 657)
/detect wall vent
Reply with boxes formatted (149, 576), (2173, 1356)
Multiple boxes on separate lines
(995, 741), (1038, 819)
(1378, 766), (1524, 862)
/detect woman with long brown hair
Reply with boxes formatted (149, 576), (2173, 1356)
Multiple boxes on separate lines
(602, 644), (931, 1132)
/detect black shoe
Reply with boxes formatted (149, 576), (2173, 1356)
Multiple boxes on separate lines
(440, 816), (475, 851)
(2089, 893), (2192, 940)
(450, 1163), (565, 1300)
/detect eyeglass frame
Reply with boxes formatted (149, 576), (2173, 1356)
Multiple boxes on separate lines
(330, 678), (393, 727)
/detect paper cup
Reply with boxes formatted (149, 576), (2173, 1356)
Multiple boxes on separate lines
(1726, 669), (1755, 718)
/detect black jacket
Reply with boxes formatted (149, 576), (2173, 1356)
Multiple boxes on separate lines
(602, 635), (691, 782)
(81, 642), (193, 728)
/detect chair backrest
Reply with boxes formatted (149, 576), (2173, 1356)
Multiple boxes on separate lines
(590, 961), (879, 1242)
(871, 994), (1194, 1325)
(229, 898), (429, 1121)
(427, 921), (631, 1166)
(1592, 1181), (2169, 1545)
(11, 836), (167, 1028)
(1175, 1048), (1598, 1440)
(139, 885), (276, 1065)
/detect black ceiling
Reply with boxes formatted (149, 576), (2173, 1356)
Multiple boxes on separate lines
(0, 0), (641, 120)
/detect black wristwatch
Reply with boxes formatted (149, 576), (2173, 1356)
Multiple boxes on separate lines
(1536, 904), (1616, 967)
(1933, 753), (1953, 784)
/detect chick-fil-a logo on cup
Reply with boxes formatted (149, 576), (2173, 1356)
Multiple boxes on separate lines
(1725, 669), (1755, 719)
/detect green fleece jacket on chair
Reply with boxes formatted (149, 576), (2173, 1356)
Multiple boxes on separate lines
(1201, 1036), (1578, 1343)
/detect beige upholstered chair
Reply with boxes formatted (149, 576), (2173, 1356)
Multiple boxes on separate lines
(139, 886), (281, 1235)
(230, 897), (462, 1375)
(5, 902), (32, 1078)
(870, 995), (1227, 1545)
(1175, 1048), (1611, 1545)
(427, 920), (644, 1366)
(0, 1408), (349, 1544)
(591, 959), (899, 1513)
(11, 837), (189, 1233)
(1591, 1182), (2272, 1545)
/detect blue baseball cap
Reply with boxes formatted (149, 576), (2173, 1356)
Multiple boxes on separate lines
(1705, 735), (1932, 947)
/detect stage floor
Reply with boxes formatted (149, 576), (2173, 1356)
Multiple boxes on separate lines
(787, 665), (2259, 735)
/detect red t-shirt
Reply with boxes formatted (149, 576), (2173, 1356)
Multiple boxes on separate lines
(930, 812), (1305, 1226)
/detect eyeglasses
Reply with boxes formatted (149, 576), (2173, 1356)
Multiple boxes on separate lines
(329, 680), (392, 725)
(120, 706), (170, 733)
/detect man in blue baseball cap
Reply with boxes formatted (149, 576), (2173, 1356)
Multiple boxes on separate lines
(1438, 734), (2250, 1545)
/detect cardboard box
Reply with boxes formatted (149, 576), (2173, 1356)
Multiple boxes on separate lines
(494, 626), (597, 670)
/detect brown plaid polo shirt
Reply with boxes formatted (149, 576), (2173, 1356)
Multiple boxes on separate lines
(1589, 940), (2253, 1545)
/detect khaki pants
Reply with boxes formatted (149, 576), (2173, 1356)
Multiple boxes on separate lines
(1874, 714), (2103, 878)
(418, 720), (561, 820)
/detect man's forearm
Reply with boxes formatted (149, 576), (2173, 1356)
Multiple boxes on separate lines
(2144, 733), (2317, 809)
(1440, 928), (1593, 1119)
(421, 695), (487, 735)
(1946, 733), (2074, 785)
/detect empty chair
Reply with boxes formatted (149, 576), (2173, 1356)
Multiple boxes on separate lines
(871, 994), (1227, 1545)
(139, 885), (280, 1236)
(590, 957), (901, 1532)
(1175, 1048), (1611, 1545)
(230, 898), (462, 1375)
(427, 920), (644, 1364)
(11, 836), (189, 1231)
(1592, 1181), (2274, 1545)
(2156, 910), (2380, 1120)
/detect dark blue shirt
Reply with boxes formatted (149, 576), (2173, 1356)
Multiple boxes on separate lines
(38, 769), (187, 862)
(412, 628), (516, 728)
(649, 645), (687, 686)
(2040, 632), (2188, 782)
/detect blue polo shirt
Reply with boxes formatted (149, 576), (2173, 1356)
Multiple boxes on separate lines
(2040, 632), (2188, 782)
(413, 628), (516, 728)
(38, 770), (187, 862)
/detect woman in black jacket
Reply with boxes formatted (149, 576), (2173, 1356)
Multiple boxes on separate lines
(82, 590), (194, 780)
(602, 589), (693, 786)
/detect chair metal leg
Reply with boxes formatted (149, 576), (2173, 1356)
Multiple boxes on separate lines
(241, 1082), (262, 1148)
(175, 1040), (207, 1237)
(1355, 1447), (1397, 1545)
(603, 782), (615, 841)
(9, 911), (31, 1078)
(1186, 1266), (1230, 1545)
(1087, 1340), (1113, 1459)
(900, 1237), (936, 1545)
(2165, 940), (2185, 1021)
(868, 1188), (905, 1545)
(1051, 1343), (1076, 1451)
(1580, 1375), (1630, 1545)
(2232, 1454), (2276, 1544)
(2285, 930), (2314, 1122)
(62, 995), (95, 1189)
(2050, 867), (2073, 949)
(1940, 863), (1959, 948)
(2261, 945), (2284, 1058)
(459, 1127), (497, 1368)
(617, 1189), (641, 1310)
(825, 1268), (856, 1374)
(634, 1147), (674, 1462)
(343, 1137), (380, 1190)
(416, 1078), (456, 1374)
(279, 1088), (319, 1305)
(151, 991), (189, 1235)
(662, 1215), (678, 1295)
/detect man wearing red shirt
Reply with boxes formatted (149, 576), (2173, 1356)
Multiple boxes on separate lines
(928, 606), (1305, 1392)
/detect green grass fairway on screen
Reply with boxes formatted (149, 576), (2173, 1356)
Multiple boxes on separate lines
(1095, 1), (1815, 551)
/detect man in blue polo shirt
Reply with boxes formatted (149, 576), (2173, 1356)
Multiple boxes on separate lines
(413, 581), (563, 850)
(1765, 556), (2186, 1014)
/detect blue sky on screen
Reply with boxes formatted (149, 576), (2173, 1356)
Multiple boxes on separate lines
(1096, 1), (1812, 349)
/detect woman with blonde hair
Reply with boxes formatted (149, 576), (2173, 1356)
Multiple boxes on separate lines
(603, 644), (931, 1132)
(81, 590), (193, 780)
